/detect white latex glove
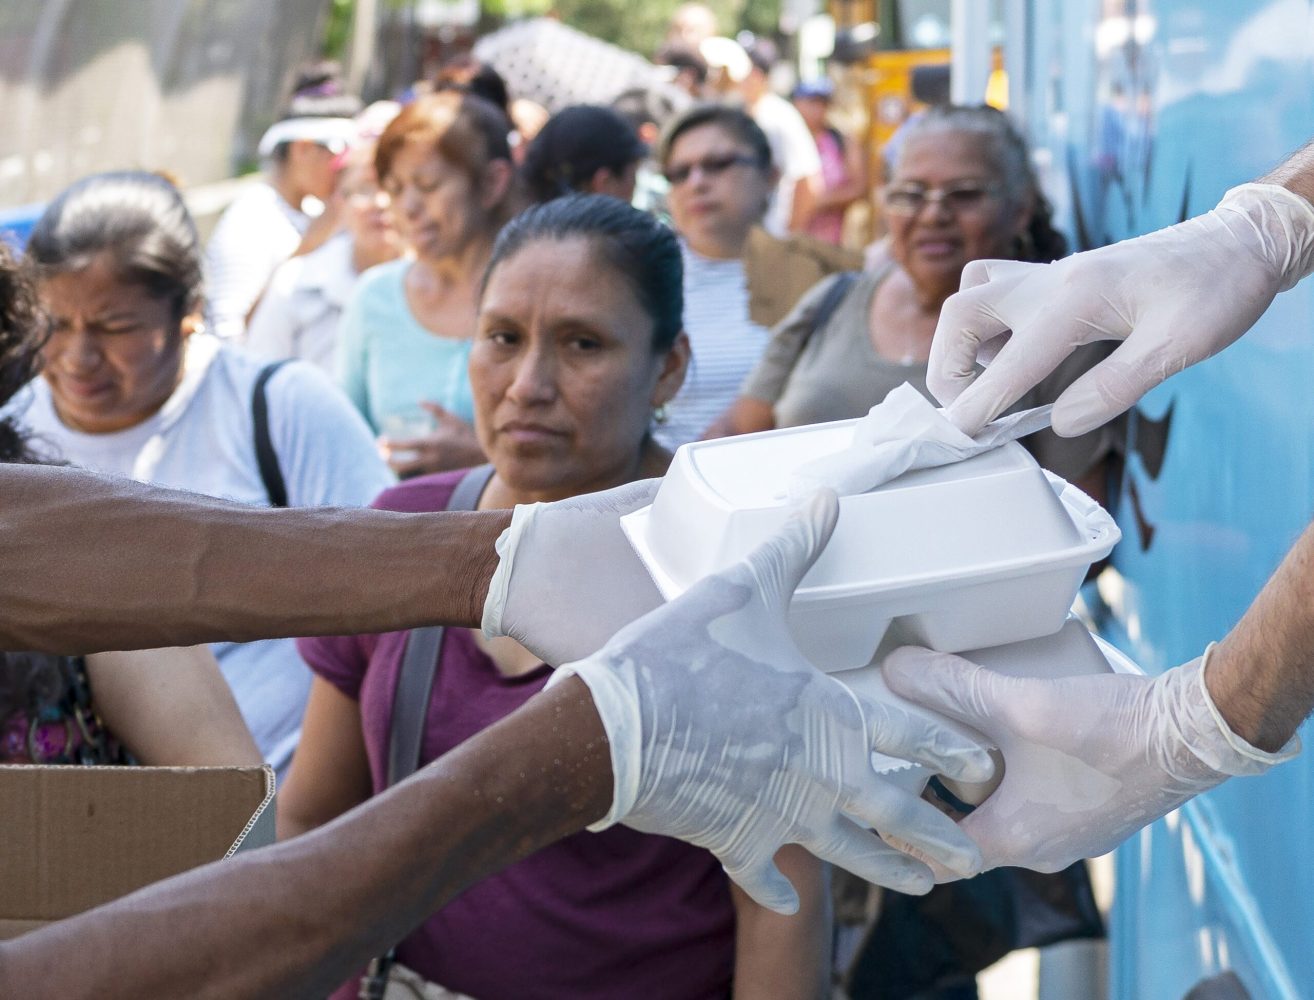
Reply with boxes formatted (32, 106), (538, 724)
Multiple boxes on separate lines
(483, 479), (665, 667)
(929, 182), (1314, 437)
(883, 645), (1299, 875)
(551, 491), (995, 914)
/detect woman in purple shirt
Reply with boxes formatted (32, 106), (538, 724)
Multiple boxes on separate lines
(280, 195), (831, 999)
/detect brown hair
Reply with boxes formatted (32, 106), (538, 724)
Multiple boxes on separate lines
(375, 92), (520, 227)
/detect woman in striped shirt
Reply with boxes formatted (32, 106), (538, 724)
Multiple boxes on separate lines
(653, 105), (779, 448)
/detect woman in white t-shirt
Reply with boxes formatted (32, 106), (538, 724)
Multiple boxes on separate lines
(19, 171), (394, 779)
(244, 141), (403, 374)
(205, 75), (362, 342)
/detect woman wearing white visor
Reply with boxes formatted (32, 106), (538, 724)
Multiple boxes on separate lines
(205, 68), (361, 341)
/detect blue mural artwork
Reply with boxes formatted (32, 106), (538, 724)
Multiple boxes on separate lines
(1016, 2), (1314, 996)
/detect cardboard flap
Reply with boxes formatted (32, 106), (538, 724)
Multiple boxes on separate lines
(0, 764), (275, 924)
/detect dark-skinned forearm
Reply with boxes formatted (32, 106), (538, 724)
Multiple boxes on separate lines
(0, 465), (507, 652)
(1210, 521), (1314, 752)
(0, 677), (611, 999)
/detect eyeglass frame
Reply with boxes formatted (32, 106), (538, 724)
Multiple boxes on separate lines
(662, 152), (765, 187)
(881, 180), (1004, 216)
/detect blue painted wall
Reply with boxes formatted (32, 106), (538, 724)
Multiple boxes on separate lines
(1017, 2), (1314, 997)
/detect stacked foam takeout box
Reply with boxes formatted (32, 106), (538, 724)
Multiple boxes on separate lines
(622, 411), (1133, 798)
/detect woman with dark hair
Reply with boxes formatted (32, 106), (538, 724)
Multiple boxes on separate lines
(11, 170), (392, 778)
(520, 104), (648, 204)
(205, 63), (363, 340)
(655, 104), (858, 447)
(0, 241), (260, 768)
(432, 54), (511, 118)
(337, 91), (521, 477)
(653, 104), (776, 448)
(283, 194), (831, 1000)
(720, 105), (1115, 499)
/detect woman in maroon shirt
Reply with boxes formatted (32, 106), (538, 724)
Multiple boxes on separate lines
(281, 195), (831, 999)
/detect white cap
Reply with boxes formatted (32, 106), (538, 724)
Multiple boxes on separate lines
(257, 116), (359, 158)
(700, 36), (751, 83)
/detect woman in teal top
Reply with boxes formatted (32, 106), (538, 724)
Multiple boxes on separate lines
(338, 92), (520, 477)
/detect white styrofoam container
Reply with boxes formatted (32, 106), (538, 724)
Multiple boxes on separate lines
(839, 618), (1130, 797)
(623, 419), (1119, 672)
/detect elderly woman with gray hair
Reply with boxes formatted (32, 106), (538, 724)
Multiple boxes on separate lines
(718, 104), (1116, 502)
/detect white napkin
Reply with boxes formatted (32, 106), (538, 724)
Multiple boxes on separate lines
(788, 383), (1053, 501)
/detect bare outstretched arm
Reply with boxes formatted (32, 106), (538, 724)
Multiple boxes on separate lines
(0, 677), (612, 1000)
(0, 464), (506, 652)
(0, 496), (995, 999)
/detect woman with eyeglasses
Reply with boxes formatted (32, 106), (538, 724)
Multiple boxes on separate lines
(719, 105), (1115, 500)
(651, 105), (774, 449)
(653, 104), (858, 448)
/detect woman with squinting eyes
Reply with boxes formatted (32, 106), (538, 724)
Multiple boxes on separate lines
(336, 91), (522, 478)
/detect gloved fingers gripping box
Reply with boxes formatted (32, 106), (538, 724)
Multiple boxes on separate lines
(622, 419), (1120, 673)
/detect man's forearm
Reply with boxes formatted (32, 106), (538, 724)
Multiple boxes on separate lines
(0, 676), (612, 999)
(1210, 520), (1314, 752)
(1260, 139), (1314, 206)
(0, 465), (507, 652)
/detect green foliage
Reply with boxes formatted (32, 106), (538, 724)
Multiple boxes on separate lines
(319, 0), (784, 67)
(483, 0), (554, 16)
(322, 0), (355, 59)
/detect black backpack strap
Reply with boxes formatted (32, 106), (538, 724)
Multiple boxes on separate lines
(252, 360), (292, 508)
(384, 464), (495, 788)
(804, 271), (858, 349)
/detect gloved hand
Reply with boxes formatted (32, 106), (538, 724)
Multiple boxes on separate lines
(483, 479), (664, 667)
(928, 182), (1314, 437)
(550, 491), (995, 914)
(883, 645), (1299, 875)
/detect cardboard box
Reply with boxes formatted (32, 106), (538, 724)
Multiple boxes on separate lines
(0, 764), (275, 939)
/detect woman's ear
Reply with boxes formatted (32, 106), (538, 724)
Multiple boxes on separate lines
(479, 157), (516, 213)
(651, 331), (691, 407)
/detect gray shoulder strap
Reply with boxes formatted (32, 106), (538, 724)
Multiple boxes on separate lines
(385, 464), (496, 788)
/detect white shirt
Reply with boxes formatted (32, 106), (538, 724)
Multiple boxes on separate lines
(205, 181), (308, 341)
(244, 232), (358, 374)
(654, 244), (771, 449)
(751, 93), (822, 238)
(12, 335), (394, 777)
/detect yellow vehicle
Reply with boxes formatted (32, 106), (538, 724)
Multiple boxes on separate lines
(828, 1), (1003, 239)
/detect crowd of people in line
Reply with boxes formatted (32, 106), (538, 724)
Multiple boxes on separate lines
(0, 8), (1126, 998)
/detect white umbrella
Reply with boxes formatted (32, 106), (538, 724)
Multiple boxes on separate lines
(474, 18), (666, 113)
